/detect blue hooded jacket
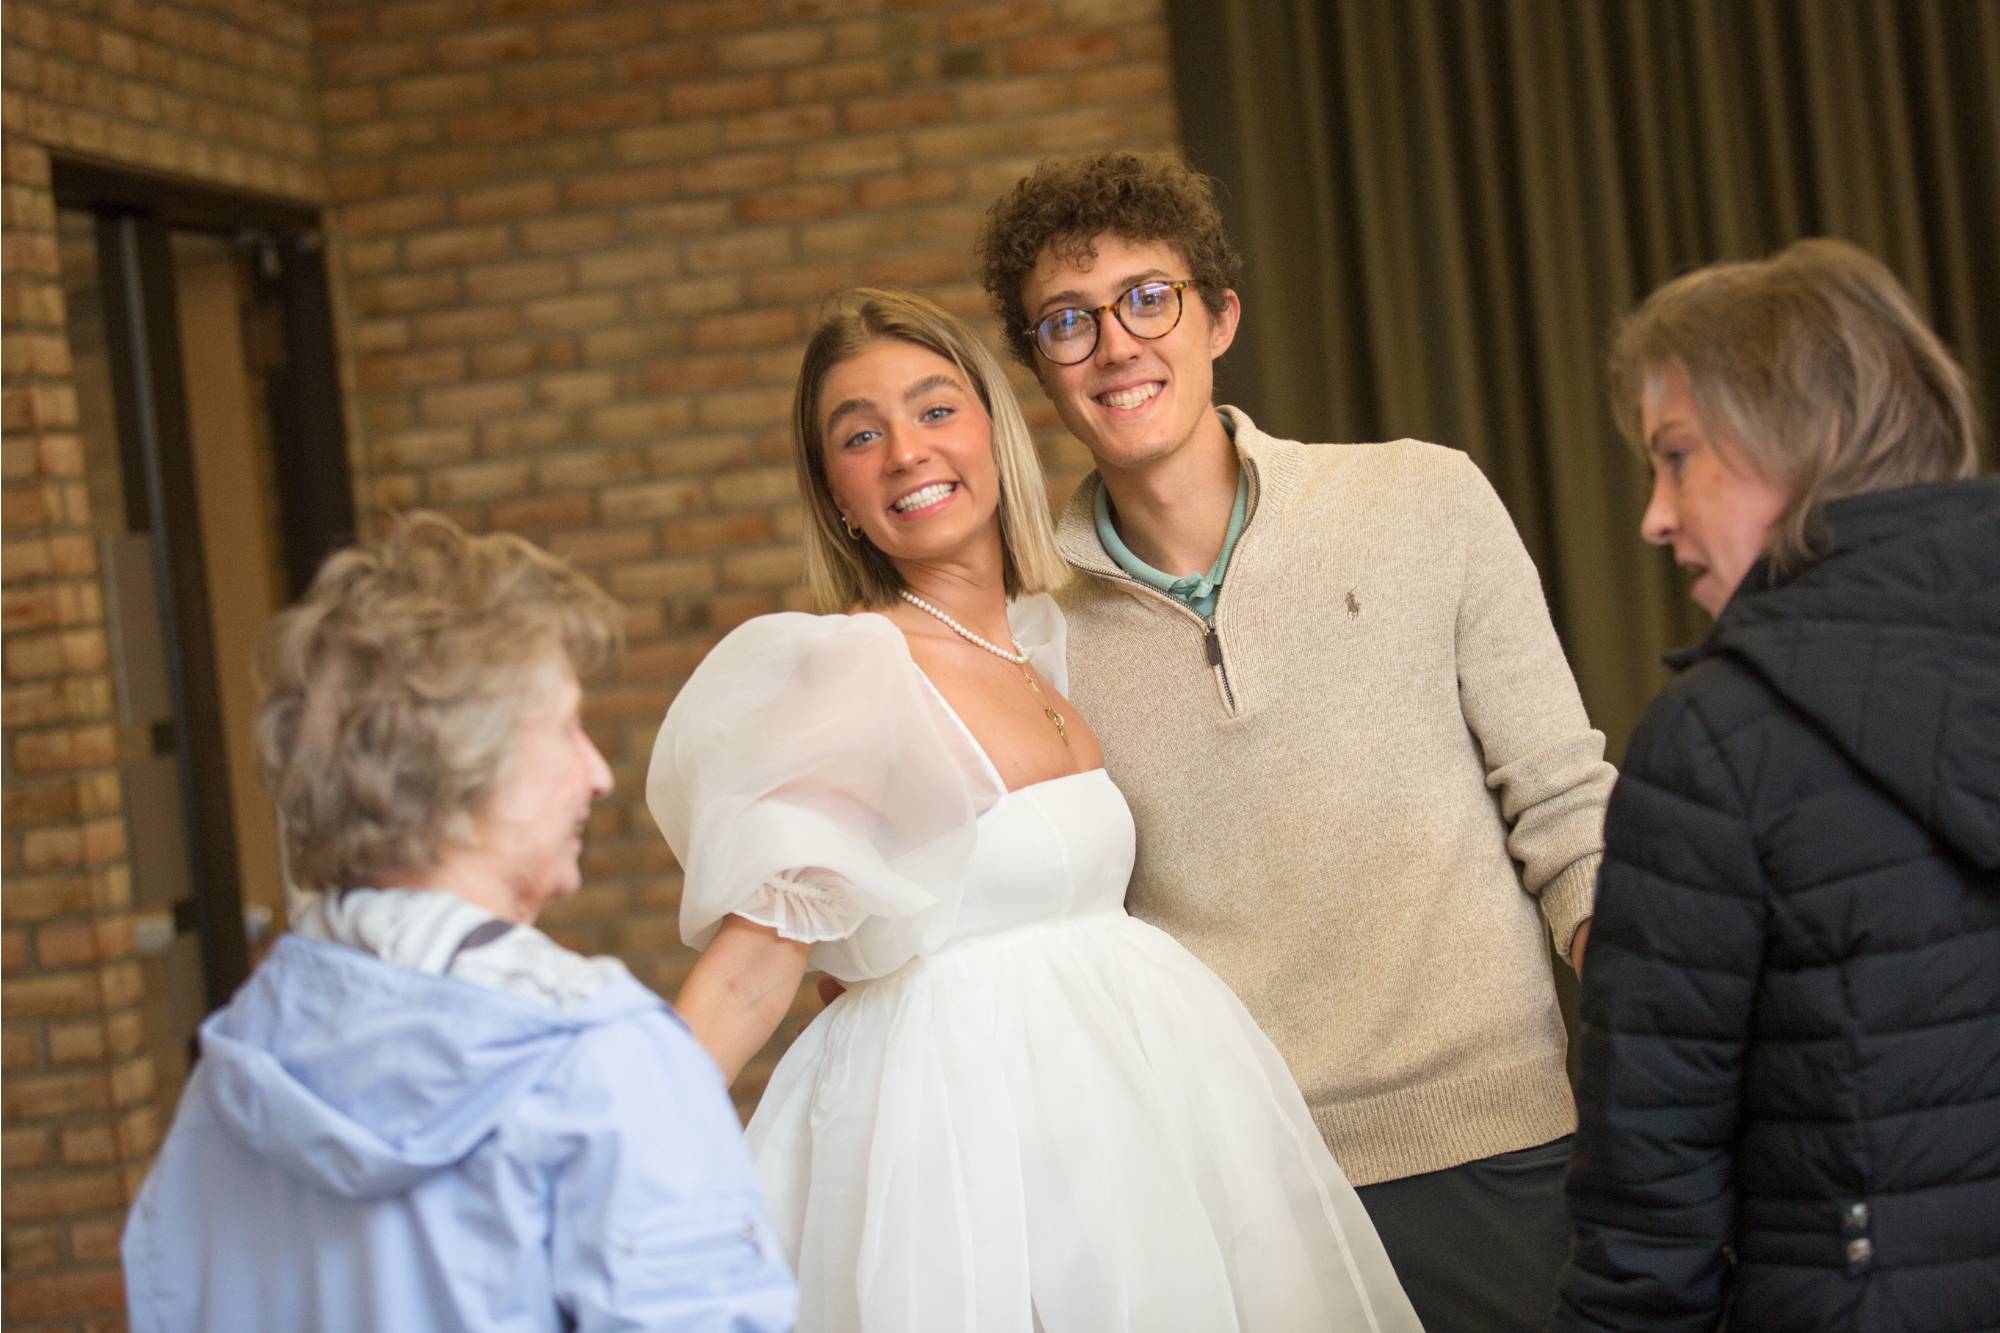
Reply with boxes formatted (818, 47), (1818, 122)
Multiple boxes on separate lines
(123, 933), (797, 1331)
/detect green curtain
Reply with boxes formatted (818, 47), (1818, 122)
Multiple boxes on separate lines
(1165, 0), (2000, 755)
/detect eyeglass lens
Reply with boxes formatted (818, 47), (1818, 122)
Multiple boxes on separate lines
(1035, 282), (1185, 364)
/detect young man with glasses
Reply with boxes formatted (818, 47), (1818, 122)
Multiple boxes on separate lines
(977, 151), (1616, 1331)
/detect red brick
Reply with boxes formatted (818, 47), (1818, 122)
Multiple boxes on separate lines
(842, 90), (952, 133)
(609, 42), (710, 84)
(796, 135), (905, 180)
(667, 74), (779, 118)
(662, 0), (762, 34)
(454, 180), (561, 222)
(394, 147), (500, 192)
(355, 348), (466, 391)
(721, 546), (803, 589)
(662, 511), (776, 554)
(2, 1224), (62, 1270)
(419, 381), (532, 424)
(490, 491), (595, 531)
(320, 85), (381, 123)
(479, 411), (573, 453)
(328, 117), (441, 159)
(483, 55), (592, 101)
(0, 968), (108, 1028)
(369, 427), (473, 472)
(709, 465), (799, 508)
(630, 275), (744, 318)
(341, 193), (449, 237)
(518, 215), (620, 254)
(322, 41), (430, 84)
(781, 59), (892, 102)
(536, 446), (651, 493)
(463, 258), (571, 303)
(427, 459), (533, 504)
(857, 167), (963, 210)
(522, 292), (624, 331)
(435, 24), (543, 68)
(351, 271), (461, 316)
(693, 309), (800, 350)
(945, 2), (1052, 43)
(607, 558), (717, 600)
(70, 1218), (125, 1263)
(1007, 29), (1122, 73)
(554, 90), (661, 133)
(738, 182), (851, 224)
(586, 400), (697, 441)
(861, 246), (972, 286)
(378, 0), (480, 38)
(403, 224), (511, 268)
(384, 70), (494, 116)
(4, 1267), (126, 1321)
(715, 28), (830, 69)
(724, 104), (840, 150)
(447, 104), (551, 145)
(59, 1123), (119, 1165)
(2, 1127), (52, 1171)
(413, 305), (522, 346)
(548, 11), (658, 53)
(547, 522), (657, 567)
(567, 163), (680, 209)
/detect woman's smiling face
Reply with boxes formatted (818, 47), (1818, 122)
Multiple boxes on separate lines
(819, 338), (1001, 567)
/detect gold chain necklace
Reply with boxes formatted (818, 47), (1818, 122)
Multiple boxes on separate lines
(899, 590), (1070, 746)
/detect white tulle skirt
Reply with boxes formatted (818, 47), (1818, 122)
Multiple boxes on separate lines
(747, 912), (1422, 1332)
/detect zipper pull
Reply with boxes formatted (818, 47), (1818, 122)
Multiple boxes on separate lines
(1204, 626), (1224, 667)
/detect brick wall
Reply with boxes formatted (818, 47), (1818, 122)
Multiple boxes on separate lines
(2, 0), (324, 1326)
(3, 1), (1179, 1327)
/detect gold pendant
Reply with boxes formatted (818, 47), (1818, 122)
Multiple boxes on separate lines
(1044, 706), (1068, 744)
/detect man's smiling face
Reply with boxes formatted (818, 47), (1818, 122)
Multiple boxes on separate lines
(1020, 232), (1239, 474)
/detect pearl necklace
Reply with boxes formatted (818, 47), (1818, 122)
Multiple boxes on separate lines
(898, 589), (1069, 745)
(898, 589), (1027, 663)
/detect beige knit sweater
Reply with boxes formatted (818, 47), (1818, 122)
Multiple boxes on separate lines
(1054, 408), (1614, 1187)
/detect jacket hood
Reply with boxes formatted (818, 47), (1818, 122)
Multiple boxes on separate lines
(195, 934), (667, 1201)
(1697, 479), (2000, 869)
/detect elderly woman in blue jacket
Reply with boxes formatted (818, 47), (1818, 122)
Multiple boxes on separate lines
(122, 513), (796, 1332)
(1554, 240), (1999, 1331)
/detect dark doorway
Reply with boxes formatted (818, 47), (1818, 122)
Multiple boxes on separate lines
(54, 157), (355, 1107)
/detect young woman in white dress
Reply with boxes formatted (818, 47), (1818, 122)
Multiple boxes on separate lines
(650, 289), (1421, 1332)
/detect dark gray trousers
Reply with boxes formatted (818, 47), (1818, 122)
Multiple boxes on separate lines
(1354, 1135), (1573, 1332)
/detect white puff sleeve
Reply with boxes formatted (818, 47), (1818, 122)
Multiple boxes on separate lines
(646, 611), (1004, 982)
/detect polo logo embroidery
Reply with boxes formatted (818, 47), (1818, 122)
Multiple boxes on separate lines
(1346, 589), (1361, 619)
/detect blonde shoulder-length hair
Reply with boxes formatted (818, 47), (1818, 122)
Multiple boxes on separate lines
(1609, 237), (1981, 574)
(791, 287), (1069, 611)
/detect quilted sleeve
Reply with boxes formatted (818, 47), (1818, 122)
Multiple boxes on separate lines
(1553, 679), (1766, 1332)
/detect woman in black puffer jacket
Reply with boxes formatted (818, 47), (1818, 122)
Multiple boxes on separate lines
(1553, 239), (2000, 1332)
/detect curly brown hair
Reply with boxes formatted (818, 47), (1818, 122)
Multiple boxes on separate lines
(977, 150), (1243, 369)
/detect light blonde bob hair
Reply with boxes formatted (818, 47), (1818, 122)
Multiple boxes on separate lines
(1609, 237), (1981, 573)
(791, 287), (1069, 611)
(253, 511), (621, 893)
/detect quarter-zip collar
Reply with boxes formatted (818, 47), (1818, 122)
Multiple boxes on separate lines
(1057, 405), (1291, 586)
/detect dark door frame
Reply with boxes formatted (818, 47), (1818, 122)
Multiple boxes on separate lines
(52, 154), (356, 1010)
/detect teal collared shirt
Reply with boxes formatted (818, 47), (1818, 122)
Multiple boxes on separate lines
(1093, 466), (1249, 621)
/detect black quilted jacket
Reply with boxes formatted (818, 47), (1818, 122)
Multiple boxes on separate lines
(1554, 479), (2000, 1332)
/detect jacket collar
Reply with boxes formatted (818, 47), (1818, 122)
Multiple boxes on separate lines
(1666, 478), (2000, 670)
(1054, 406), (1295, 578)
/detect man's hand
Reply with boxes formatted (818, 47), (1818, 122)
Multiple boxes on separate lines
(1569, 918), (1592, 975)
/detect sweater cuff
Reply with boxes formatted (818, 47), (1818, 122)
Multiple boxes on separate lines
(1541, 854), (1600, 965)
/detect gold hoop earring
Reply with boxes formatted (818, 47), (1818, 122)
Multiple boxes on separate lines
(841, 516), (863, 541)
